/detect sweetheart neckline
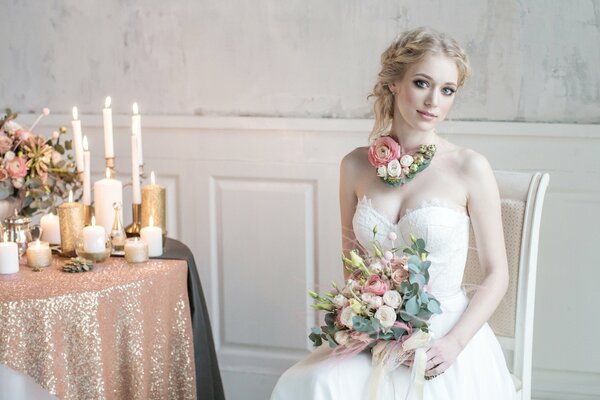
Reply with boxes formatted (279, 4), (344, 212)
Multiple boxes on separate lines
(356, 196), (470, 227)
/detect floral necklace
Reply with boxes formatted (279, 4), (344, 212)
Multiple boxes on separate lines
(367, 136), (436, 187)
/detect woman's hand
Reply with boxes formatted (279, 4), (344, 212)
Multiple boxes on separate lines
(424, 335), (463, 377)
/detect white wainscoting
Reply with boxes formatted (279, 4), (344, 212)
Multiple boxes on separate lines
(32, 114), (600, 400)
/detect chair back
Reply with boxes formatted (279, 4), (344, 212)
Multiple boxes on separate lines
(463, 171), (549, 400)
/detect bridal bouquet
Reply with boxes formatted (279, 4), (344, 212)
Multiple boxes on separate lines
(309, 230), (442, 398)
(0, 108), (80, 215)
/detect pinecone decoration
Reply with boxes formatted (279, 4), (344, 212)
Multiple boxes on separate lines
(62, 257), (93, 273)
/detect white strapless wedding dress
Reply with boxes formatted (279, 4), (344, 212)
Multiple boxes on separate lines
(271, 197), (517, 400)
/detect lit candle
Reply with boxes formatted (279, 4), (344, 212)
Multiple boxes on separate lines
(0, 242), (19, 274)
(82, 136), (91, 205)
(131, 135), (141, 204)
(26, 240), (52, 269)
(83, 216), (106, 253)
(58, 190), (84, 256)
(102, 96), (114, 158)
(140, 215), (162, 257)
(141, 171), (166, 235)
(71, 106), (84, 173)
(40, 212), (61, 245)
(93, 168), (123, 234)
(124, 237), (148, 263)
(132, 102), (143, 165)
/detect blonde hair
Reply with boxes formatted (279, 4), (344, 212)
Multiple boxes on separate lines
(369, 27), (471, 142)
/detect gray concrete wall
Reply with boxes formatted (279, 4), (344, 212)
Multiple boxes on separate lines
(2, 0), (599, 123)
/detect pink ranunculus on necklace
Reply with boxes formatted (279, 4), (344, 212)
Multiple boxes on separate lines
(367, 136), (437, 187)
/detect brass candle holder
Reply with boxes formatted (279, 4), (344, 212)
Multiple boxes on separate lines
(105, 157), (116, 177)
(125, 203), (141, 237)
(58, 202), (84, 257)
(83, 204), (94, 226)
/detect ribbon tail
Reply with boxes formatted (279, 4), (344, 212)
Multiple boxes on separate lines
(412, 348), (427, 400)
(368, 361), (385, 400)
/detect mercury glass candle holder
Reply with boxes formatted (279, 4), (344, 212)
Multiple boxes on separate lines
(26, 240), (52, 269)
(124, 237), (148, 263)
(76, 237), (112, 263)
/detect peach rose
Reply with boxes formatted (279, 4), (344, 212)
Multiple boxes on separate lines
(5, 156), (27, 178)
(368, 137), (401, 167)
(363, 275), (389, 296)
(391, 268), (409, 285)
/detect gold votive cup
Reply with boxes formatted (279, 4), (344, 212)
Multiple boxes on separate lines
(141, 184), (166, 235)
(58, 202), (84, 257)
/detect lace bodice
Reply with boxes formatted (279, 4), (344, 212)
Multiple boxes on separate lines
(352, 196), (471, 299)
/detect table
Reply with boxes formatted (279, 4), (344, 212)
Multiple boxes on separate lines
(0, 253), (196, 399)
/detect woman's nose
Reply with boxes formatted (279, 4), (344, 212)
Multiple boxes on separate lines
(425, 90), (439, 107)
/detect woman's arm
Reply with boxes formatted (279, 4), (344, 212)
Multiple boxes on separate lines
(425, 150), (509, 376)
(339, 151), (359, 280)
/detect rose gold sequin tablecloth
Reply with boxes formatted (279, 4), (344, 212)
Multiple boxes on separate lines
(0, 256), (196, 400)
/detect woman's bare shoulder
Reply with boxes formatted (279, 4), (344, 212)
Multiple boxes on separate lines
(341, 146), (370, 172)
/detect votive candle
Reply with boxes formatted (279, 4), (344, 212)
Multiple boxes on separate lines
(140, 215), (162, 257)
(83, 216), (106, 253)
(26, 240), (52, 268)
(124, 238), (148, 263)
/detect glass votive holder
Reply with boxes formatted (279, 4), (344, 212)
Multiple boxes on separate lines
(124, 238), (148, 264)
(26, 240), (52, 269)
(76, 236), (112, 263)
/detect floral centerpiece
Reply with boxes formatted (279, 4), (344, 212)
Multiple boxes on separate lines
(0, 108), (80, 216)
(309, 229), (442, 399)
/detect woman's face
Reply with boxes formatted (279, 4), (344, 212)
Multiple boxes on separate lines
(389, 54), (459, 133)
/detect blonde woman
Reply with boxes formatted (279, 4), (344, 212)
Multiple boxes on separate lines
(271, 27), (516, 399)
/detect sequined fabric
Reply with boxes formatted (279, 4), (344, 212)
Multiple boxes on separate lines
(0, 256), (196, 400)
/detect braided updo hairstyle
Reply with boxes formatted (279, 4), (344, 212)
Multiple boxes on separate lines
(369, 27), (470, 142)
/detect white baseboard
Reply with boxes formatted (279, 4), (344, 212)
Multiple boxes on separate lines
(533, 368), (600, 400)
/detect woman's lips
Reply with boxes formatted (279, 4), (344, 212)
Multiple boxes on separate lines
(417, 110), (437, 120)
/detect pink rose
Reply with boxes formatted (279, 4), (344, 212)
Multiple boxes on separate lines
(5, 156), (27, 178)
(363, 275), (389, 296)
(391, 255), (409, 271)
(0, 135), (12, 154)
(368, 137), (401, 167)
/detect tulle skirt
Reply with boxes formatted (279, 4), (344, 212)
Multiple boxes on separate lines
(271, 292), (517, 400)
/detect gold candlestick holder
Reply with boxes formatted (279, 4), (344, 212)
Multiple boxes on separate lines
(105, 157), (116, 177)
(83, 204), (94, 226)
(125, 203), (141, 237)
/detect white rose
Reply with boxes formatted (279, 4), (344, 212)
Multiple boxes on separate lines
(377, 166), (387, 177)
(4, 151), (15, 161)
(334, 330), (350, 346)
(340, 306), (356, 329)
(361, 293), (383, 309)
(400, 154), (414, 167)
(383, 290), (402, 308)
(374, 305), (397, 329)
(370, 260), (383, 272)
(387, 159), (401, 177)
(333, 294), (348, 308)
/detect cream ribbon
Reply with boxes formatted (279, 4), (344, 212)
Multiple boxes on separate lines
(368, 330), (431, 400)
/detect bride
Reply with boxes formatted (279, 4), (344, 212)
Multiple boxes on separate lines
(271, 27), (517, 399)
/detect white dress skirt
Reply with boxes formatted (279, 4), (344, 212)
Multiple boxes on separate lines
(271, 199), (517, 400)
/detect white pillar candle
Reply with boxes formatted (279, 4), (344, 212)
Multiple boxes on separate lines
(93, 168), (123, 234)
(131, 135), (141, 204)
(71, 106), (84, 173)
(102, 96), (114, 158)
(124, 237), (148, 263)
(140, 215), (162, 257)
(132, 102), (143, 165)
(82, 216), (106, 253)
(82, 136), (91, 205)
(40, 213), (61, 245)
(26, 240), (52, 268)
(0, 242), (19, 274)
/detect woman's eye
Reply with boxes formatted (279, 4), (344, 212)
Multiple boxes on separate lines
(442, 87), (456, 96)
(414, 79), (428, 88)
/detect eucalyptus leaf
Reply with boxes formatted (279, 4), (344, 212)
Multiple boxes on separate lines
(427, 299), (442, 314)
(409, 273), (426, 286)
(391, 326), (406, 340)
(405, 296), (419, 315)
(352, 316), (373, 333)
(325, 313), (336, 331)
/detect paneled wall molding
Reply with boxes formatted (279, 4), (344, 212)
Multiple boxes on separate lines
(29, 115), (599, 400)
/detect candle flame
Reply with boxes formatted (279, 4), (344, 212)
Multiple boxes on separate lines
(68, 190), (73, 203)
(83, 136), (89, 151)
(149, 215), (154, 227)
(105, 96), (112, 108)
(72, 106), (78, 120)
(106, 168), (111, 179)
(92, 215), (96, 226)
(35, 239), (40, 247)
(132, 102), (139, 114)
(151, 171), (155, 185)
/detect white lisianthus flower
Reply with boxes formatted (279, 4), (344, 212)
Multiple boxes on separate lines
(361, 293), (383, 309)
(370, 260), (383, 272)
(383, 290), (402, 309)
(377, 166), (387, 177)
(333, 294), (348, 308)
(340, 306), (357, 329)
(374, 305), (397, 329)
(387, 159), (401, 177)
(400, 154), (414, 167)
(334, 330), (350, 346)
